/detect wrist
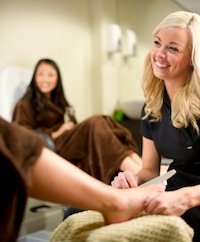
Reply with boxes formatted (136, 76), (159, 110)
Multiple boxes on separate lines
(51, 131), (57, 140)
(181, 185), (200, 209)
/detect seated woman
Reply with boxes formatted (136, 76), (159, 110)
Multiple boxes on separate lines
(12, 58), (142, 185)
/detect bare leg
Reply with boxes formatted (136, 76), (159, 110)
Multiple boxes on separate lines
(120, 152), (142, 175)
(30, 148), (165, 225)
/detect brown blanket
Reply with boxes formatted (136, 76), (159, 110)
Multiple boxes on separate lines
(0, 117), (44, 242)
(13, 96), (138, 184)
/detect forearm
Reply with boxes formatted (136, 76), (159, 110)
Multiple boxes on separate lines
(51, 130), (60, 139)
(137, 168), (159, 185)
(51, 127), (64, 139)
(51, 122), (75, 140)
(181, 185), (200, 209)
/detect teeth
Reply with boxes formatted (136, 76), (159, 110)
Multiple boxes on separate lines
(156, 61), (168, 68)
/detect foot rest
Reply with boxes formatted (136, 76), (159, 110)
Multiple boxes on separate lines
(17, 230), (52, 242)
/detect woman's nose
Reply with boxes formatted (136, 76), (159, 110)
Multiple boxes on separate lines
(43, 75), (49, 81)
(156, 48), (167, 59)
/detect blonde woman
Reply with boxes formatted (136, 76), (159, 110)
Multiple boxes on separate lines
(111, 11), (200, 242)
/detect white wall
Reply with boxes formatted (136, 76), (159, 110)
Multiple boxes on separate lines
(117, 0), (183, 103)
(87, 0), (184, 116)
(0, 0), (184, 121)
(0, 0), (93, 121)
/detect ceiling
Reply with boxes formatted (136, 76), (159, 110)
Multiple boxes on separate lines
(173, 0), (200, 14)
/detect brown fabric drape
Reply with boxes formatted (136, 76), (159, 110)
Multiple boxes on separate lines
(55, 115), (138, 184)
(0, 117), (44, 242)
(13, 96), (139, 184)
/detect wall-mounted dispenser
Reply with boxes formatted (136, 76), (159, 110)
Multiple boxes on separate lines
(106, 24), (122, 53)
(122, 29), (137, 57)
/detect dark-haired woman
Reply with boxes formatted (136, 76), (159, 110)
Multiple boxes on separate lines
(12, 58), (142, 185)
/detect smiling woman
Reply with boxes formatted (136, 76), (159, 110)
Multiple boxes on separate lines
(150, 27), (192, 96)
(35, 62), (58, 99)
(12, 58), (142, 186)
(111, 11), (200, 242)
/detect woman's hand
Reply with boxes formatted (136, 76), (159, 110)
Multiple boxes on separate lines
(59, 122), (75, 132)
(144, 188), (190, 216)
(51, 122), (76, 139)
(111, 170), (139, 188)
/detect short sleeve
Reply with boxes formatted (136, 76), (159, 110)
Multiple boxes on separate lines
(140, 106), (153, 140)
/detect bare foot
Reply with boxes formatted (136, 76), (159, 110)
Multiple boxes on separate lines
(103, 183), (165, 224)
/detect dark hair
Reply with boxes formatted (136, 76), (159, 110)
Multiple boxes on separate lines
(25, 58), (71, 115)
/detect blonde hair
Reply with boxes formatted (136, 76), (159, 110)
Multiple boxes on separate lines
(142, 11), (200, 134)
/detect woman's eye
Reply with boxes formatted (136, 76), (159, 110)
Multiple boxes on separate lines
(154, 40), (160, 45)
(37, 72), (43, 76)
(169, 46), (178, 52)
(48, 74), (55, 78)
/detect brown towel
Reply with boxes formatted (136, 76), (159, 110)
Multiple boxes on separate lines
(55, 115), (139, 184)
(13, 96), (139, 184)
(0, 117), (44, 242)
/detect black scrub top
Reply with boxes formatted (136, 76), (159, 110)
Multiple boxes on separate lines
(140, 91), (200, 242)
